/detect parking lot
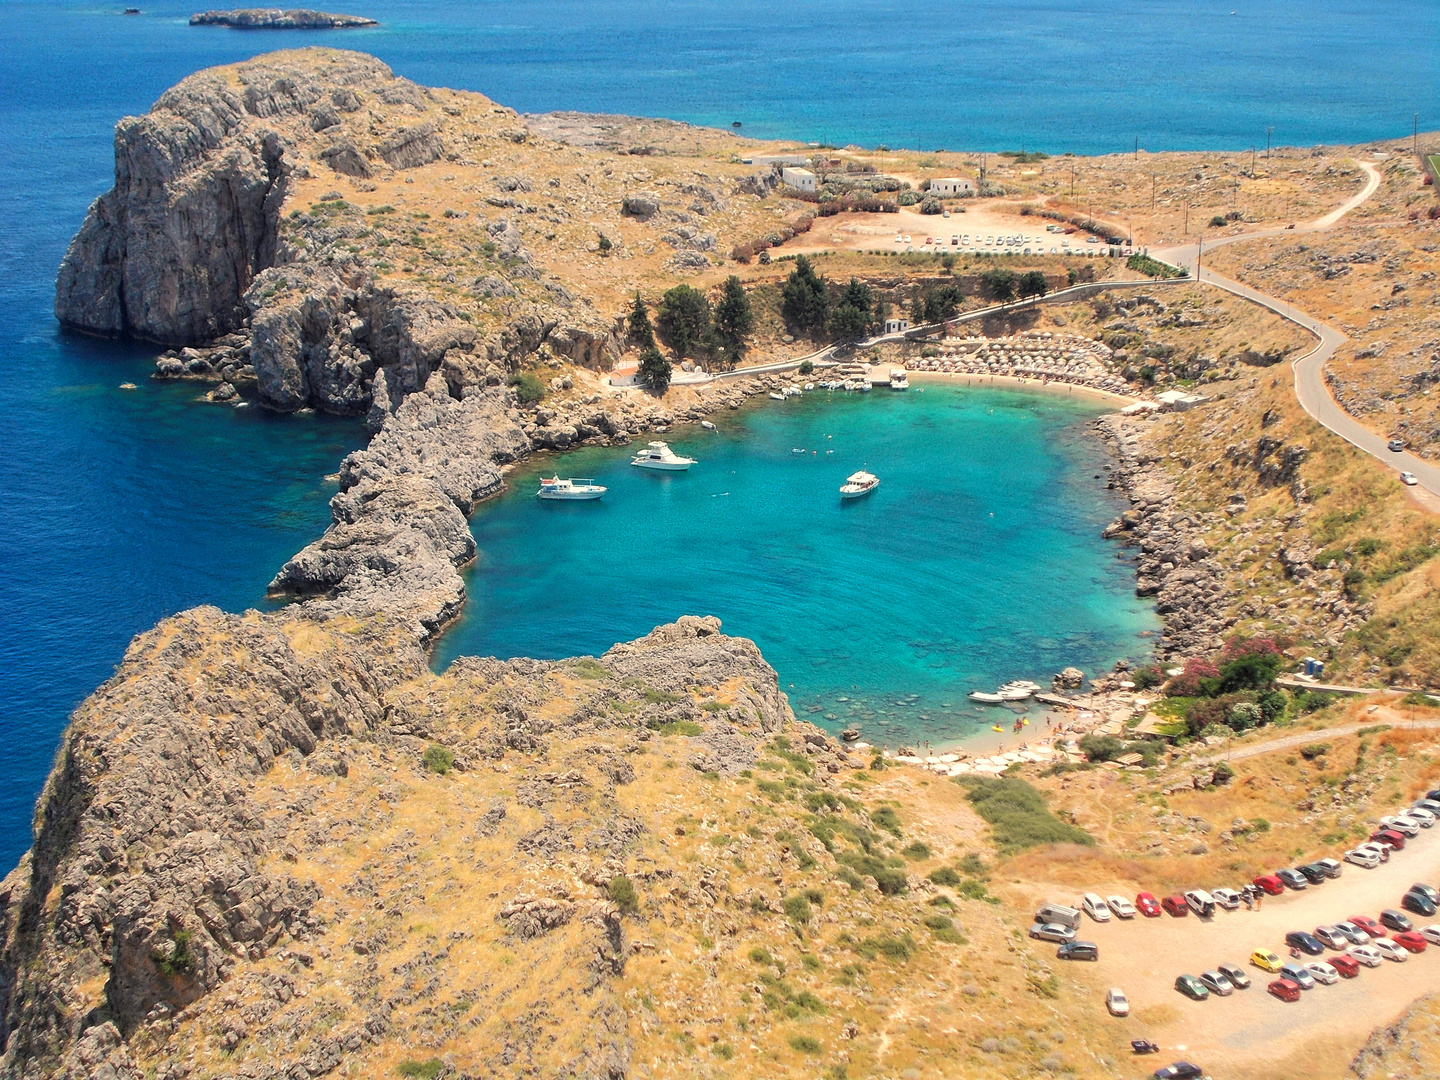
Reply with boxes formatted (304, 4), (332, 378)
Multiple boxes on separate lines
(790, 204), (1129, 258)
(1029, 826), (1440, 1076)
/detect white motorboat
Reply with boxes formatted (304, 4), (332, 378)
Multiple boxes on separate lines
(840, 471), (879, 499)
(969, 691), (1005, 704)
(631, 441), (696, 471)
(997, 687), (1034, 701)
(700, 420), (716, 430)
(537, 476), (606, 501)
(769, 391), (786, 400)
(889, 368), (910, 390)
(1001, 680), (1042, 692)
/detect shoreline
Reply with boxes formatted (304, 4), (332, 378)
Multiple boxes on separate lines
(901, 368), (1141, 407)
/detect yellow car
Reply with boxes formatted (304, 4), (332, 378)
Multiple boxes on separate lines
(1251, 948), (1284, 973)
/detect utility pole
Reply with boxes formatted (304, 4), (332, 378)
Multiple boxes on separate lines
(1184, 202), (1189, 232)
(1266, 126), (1274, 160)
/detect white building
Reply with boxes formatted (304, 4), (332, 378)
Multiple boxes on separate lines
(928, 176), (975, 196)
(884, 317), (909, 335)
(781, 166), (817, 192)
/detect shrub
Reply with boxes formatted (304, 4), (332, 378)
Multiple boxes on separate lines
(422, 744), (455, 775)
(1213, 761), (1235, 784)
(608, 875), (639, 913)
(928, 867), (961, 886)
(920, 196), (943, 214)
(396, 1061), (443, 1079)
(958, 853), (986, 876)
(154, 929), (195, 977)
(1299, 742), (1331, 760)
(1209, 215), (1228, 228)
(798, 359), (814, 374)
(870, 805), (902, 836)
(923, 913), (966, 943)
(507, 371), (547, 405)
(1228, 702), (1263, 731)
(789, 1035), (822, 1054)
(851, 934), (913, 961)
(570, 657), (608, 679)
(1131, 665), (1163, 690)
(1166, 657), (1219, 697)
(1125, 252), (1185, 278)
(897, 191), (920, 206)
(956, 776), (1093, 853)
(1078, 733), (1124, 762)
(782, 894), (813, 924)
(748, 947), (774, 965)
(900, 841), (932, 861)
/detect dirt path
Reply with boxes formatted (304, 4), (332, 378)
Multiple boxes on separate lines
(1188, 712), (1440, 767)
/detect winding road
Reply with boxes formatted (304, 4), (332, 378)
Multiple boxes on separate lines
(1152, 163), (1440, 501)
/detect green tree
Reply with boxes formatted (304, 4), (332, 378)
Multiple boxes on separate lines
(1017, 270), (1049, 299)
(780, 255), (829, 333)
(628, 293), (655, 348)
(922, 285), (961, 322)
(638, 346), (672, 393)
(657, 284), (711, 358)
(828, 277), (874, 341)
(980, 268), (1017, 302)
(712, 275), (755, 365)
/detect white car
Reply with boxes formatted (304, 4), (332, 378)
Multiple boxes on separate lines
(894, 234), (903, 243)
(1348, 945), (1383, 967)
(903, 235), (912, 243)
(1106, 895), (1138, 919)
(1314, 858), (1344, 877)
(1082, 893), (1112, 922)
(1406, 807), (1436, 827)
(1306, 961), (1339, 985)
(1334, 921), (1372, 946)
(1315, 925), (1351, 950)
(1211, 888), (1242, 910)
(1373, 939), (1409, 962)
(1382, 815), (1421, 837)
(1357, 841), (1391, 863)
(1345, 848), (1380, 869)
(1419, 924), (1440, 946)
(1401, 472), (1418, 486)
(1106, 987), (1129, 1016)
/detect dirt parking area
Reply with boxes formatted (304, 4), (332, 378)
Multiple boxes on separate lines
(788, 204), (1117, 257)
(1024, 828), (1440, 1078)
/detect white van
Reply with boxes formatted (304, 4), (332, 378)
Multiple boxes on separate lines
(1081, 893), (1111, 922)
(1184, 889), (1216, 918)
(1035, 903), (1081, 930)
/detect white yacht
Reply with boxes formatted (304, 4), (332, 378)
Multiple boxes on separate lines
(839, 471), (880, 499)
(537, 477), (606, 501)
(889, 368), (910, 390)
(631, 441), (696, 471)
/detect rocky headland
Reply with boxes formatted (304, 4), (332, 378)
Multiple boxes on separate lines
(189, 9), (378, 29)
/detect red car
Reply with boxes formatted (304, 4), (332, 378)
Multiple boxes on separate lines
(1162, 894), (1189, 917)
(1350, 915), (1384, 937)
(1394, 931), (1428, 953)
(1332, 954), (1361, 978)
(1370, 829), (1406, 851)
(1268, 978), (1302, 1002)
(1136, 892), (1162, 918)
(1253, 874), (1285, 896)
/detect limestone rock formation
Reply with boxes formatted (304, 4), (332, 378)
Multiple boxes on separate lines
(189, 9), (379, 29)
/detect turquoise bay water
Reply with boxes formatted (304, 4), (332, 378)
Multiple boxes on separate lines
(434, 385), (1158, 747)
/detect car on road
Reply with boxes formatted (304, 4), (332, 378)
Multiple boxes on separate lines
(1279, 963), (1316, 989)
(1389, 439), (1405, 452)
(1106, 895), (1138, 919)
(1058, 941), (1099, 961)
(1174, 974), (1209, 1000)
(1315, 925), (1352, 950)
(1419, 924), (1440, 945)
(1306, 961), (1340, 985)
(1372, 829), (1407, 851)
(1199, 970), (1234, 996)
(1314, 857), (1344, 878)
(1277, 868), (1310, 890)
(1081, 893), (1111, 922)
(1381, 909), (1414, 932)
(1334, 921), (1372, 945)
(1402, 890), (1437, 917)
(1393, 931), (1428, 953)
(1184, 890), (1216, 918)
(1162, 894), (1189, 917)
(1373, 938), (1409, 962)
(1297, 863), (1329, 885)
(1251, 948), (1285, 973)
(1253, 874), (1285, 895)
(1030, 923), (1077, 943)
(1269, 978), (1302, 1002)
(1409, 883), (1440, 904)
(1357, 841), (1391, 863)
(1348, 945), (1384, 967)
(1211, 887), (1243, 910)
(1346, 848), (1381, 869)
(1152, 1064), (1203, 1080)
(1382, 815), (1421, 837)
(1217, 962), (1251, 988)
(1105, 987), (1129, 1016)
(1286, 931), (1326, 955)
(1332, 954), (1362, 978)
(1136, 892), (1162, 917)
(1401, 472), (1418, 486)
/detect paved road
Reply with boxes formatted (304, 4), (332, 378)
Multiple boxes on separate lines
(1152, 164), (1440, 501)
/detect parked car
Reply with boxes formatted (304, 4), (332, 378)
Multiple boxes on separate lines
(1106, 895), (1138, 919)
(1162, 894), (1189, 917)
(1381, 815), (1421, 837)
(1332, 954), (1362, 978)
(1285, 931), (1325, 956)
(1035, 904), (1081, 930)
(1315, 925), (1351, 950)
(1058, 941), (1099, 961)
(1403, 807), (1435, 827)
(1334, 921), (1372, 945)
(1348, 945), (1384, 967)
(1425, 789), (1440, 801)
(1297, 863), (1328, 885)
(1253, 874), (1285, 895)
(1211, 887), (1242, 910)
(1350, 915), (1385, 937)
(1357, 841), (1391, 864)
(1412, 799), (1440, 815)
(1269, 978), (1302, 1002)
(1184, 890), (1216, 918)
(1217, 962), (1251, 988)
(1306, 961), (1339, 985)
(1152, 1064), (1203, 1080)
(1030, 923), (1077, 943)
(1373, 938), (1409, 962)
(1199, 970), (1234, 996)
(1081, 893), (1112, 922)
(1409, 883), (1440, 904)
(1381, 909), (1414, 932)
(1136, 892), (1162, 917)
(1314, 857), (1344, 878)
(1345, 848), (1381, 869)
(1394, 931), (1428, 953)
(1371, 829), (1406, 851)
(1402, 890), (1437, 917)
(1174, 974), (1209, 1000)
(1277, 868), (1309, 890)
(1251, 948), (1285, 973)
(1419, 924), (1440, 946)
(1105, 987), (1129, 1016)
(1279, 963), (1316, 989)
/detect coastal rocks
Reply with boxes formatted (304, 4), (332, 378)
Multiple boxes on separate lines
(1052, 667), (1085, 690)
(189, 9), (380, 29)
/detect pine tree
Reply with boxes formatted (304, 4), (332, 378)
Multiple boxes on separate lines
(713, 276), (755, 363)
(638, 346), (671, 393)
(780, 255), (829, 333)
(656, 285), (711, 359)
(628, 293), (655, 348)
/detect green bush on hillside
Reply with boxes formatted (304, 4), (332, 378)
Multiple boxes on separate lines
(955, 776), (1093, 853)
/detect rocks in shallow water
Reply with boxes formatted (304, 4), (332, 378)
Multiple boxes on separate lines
(1052, 666), (1085, 690)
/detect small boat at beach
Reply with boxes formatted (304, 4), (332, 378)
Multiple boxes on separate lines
(769, 391), (786, 400)
(839, 471), (879, 499)
(969, 691), (1005, 704)
(889, 368), (910, 390)
(997, 687), (1034, 701)
(537, 477), (606, 501)
(700, 420), (716, 430)
(631, 441), (696, 471)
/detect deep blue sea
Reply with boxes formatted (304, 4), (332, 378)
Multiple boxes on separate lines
(1, 0), (1434, 871)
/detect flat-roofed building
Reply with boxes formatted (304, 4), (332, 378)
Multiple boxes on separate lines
(928, 176), (975, 196)
(781, 166), (817, 192)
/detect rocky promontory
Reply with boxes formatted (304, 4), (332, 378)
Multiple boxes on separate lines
(190, 9), (377, 29)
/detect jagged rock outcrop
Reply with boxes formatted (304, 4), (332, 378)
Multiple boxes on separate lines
(189, 9), (379, 29)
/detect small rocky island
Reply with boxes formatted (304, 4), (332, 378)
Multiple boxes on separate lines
(190, 8), (377, 28)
